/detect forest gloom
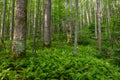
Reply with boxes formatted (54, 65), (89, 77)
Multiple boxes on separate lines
(0, 0), (120, 79)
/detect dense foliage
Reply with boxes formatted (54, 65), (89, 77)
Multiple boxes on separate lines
(0, 39), (120, 80)
(0, 0), (120, 79)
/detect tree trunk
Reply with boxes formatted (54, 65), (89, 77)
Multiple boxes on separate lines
(106, 0), (111, 40)
(43, 0), (51, 47)
(10, 0), (15, 40)
(86, 1), (90, 27)
(69, 0), (73, 43)
(37, 0), (41, 39)
(74, 0), (78, 56)
(27, 0), (32, 38)
(66, 0), (72, 43)
(97, 0), (102, 50)
(0, 0), (7, 41)
(89, 0), (92, 23)
(12, 0), (27, 58)
(41, 0), (45, 44)
(79, 5), (82, 35)
(82, 7), (86, 27)
(32, 0), (39, 56)
(6, 1), (10, 38)
(94, 0), (98, 39)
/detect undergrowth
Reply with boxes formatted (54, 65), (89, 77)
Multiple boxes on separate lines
(0, 41), (120, 80)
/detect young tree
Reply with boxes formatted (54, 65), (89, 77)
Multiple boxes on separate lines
(12, 0), (27, 58)
(10, 0), (15, 40)
(89, 0), (92, 24)
(97, 0), (102, 50)
(43, 0), (51, 47)
(106, 0), (111, 40)
(32, 0), (39, 56)
(70, 0), (73, 33)
(85, 1), (90, 27)
(0, 0), (7, 41)
(74, 0), (78, 56)
(27, 0), (32, 38)
(66, 0), (72, 43)
(94, 0), (98, 39)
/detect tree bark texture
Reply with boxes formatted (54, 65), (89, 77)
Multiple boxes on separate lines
(12, 0), (27, 58)
(43, 0), (51, 47)
(97, 0), (102, 50)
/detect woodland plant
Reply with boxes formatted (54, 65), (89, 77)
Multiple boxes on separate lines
(0, 43), (120, 80)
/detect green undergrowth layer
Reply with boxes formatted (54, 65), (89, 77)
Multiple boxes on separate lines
(0, 41), (120, 80)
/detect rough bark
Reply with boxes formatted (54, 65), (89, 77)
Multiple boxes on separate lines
(12, 0), (27, 58)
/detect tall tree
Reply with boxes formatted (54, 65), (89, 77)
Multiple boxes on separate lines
(43, 0), (51, 47)
(79, 3), (82, 35)
(74, 0), (78, 56)
(27, 0), (32, 38)
(94, 0), (98, 39)
(6, 0), (10, 37)
(70, 0), (73, 33)
(0, 0), (7, 41)
(106, 0), (111, 40)
(86, 1), (90, 27)
(66, 0), (72, 43)
(89, 0), (92, 24)
(32, 0), (39, 56)
(10, 0), (15, 40)
(12, 0), (27, 58)
(97, 0), (102, 50)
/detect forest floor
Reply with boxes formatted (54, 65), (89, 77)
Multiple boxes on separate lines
(0, 34), (120, 79)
